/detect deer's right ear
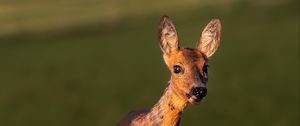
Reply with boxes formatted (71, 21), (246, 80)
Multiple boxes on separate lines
(159, 16), (179, 55)
(196, 19), (221, 58)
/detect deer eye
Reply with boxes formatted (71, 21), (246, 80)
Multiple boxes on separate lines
(203, 64), (209, 74)
(173, 65), (182, 74)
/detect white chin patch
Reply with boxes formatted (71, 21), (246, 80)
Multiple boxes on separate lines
(189, 96), (205, 104)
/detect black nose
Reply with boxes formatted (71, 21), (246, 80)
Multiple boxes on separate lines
(192, 87), (207, 98)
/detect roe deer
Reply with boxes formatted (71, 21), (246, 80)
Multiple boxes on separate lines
(117, 15), (221, 126)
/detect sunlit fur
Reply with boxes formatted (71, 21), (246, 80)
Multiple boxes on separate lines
(117, 16), (221, 126)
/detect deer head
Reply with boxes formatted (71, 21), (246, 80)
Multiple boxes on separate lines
(159, 16), (221, 104)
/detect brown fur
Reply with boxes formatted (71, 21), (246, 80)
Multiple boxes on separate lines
(117, 16), (221, 126)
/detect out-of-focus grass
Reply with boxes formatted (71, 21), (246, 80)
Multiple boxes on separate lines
(0, 0), (221, 36)
(0, 0), (298, 126)
(0, 0), (288, 36)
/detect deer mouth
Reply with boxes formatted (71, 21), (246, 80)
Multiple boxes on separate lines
(194, 96), (205, 103)
(186, 94), (204, 104)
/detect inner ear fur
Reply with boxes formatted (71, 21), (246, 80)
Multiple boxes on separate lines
(196, 18), (221, 58)
(159, 16), (179, 55)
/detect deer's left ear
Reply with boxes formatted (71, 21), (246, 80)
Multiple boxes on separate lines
(196, 19), (221, 58)
(159, 16), (179, 55)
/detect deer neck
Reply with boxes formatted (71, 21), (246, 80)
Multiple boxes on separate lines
(146, 81), (188, 126)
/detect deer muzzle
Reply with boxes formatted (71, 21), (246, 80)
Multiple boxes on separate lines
(192, 87), (207, 100)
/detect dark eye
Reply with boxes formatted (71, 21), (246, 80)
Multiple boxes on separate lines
(203, 65), (209, 74)
(173, 65), (182, 74)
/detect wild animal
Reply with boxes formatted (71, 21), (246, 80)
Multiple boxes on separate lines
(117, 15), (221, 126)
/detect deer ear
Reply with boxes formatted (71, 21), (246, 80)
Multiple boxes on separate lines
(159, 16), (179, 55)
(196, 18), (221, 58)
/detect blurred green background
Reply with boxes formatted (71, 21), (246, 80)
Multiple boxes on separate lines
(0, 0), (299, 126)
